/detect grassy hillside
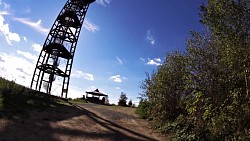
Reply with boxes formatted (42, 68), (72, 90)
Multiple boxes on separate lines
(0, 77), (67, 118)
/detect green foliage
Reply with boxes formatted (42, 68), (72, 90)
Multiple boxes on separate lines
(69, 97), (86, 104)
(139, 51), (188, 123)
(118, 92), (128, 106)
(135, 100), (150, 119)
(0, 77), (62, 117)
(137, 0), (250, 140)
(128, 99), (132, 107)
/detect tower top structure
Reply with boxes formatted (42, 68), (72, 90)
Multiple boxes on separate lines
(31, 0), (95, 98)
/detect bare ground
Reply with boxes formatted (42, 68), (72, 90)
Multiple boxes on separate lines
(0, 103), (168, 141)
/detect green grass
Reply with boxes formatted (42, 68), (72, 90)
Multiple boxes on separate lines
(0, 77), (68, 118)
(69, 98), (86, 104)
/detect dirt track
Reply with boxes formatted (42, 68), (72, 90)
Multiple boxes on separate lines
(0, 103), (167, 141)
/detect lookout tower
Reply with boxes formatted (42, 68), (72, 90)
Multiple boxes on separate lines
(31, 0), (95, 98)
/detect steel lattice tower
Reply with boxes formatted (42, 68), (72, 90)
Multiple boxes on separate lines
(31, 0), (95, 98)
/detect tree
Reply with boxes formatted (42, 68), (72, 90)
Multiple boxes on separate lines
(200, 0), (250, 101)
(140, 51), (189, 122)
(197, 1), (250, 139)
(118, 92), (128, 106)
(137, 0), (250, 140)
(128, 99), (132, 107)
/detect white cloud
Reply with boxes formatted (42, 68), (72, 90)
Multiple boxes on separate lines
(13, 18), (49, 35)
(0, 15), (20, 45)
(68, 86), (85, 99)
(83, 73), (94, 81)
(0, 56), (3, 62)
(72, 70), (94, 81)
(96, 0), (112, 7)
(0, 52), (35, 87)
(109, 75), (122, 83)
(140, 58), (145, 62)
(116, 56), (123, 65)
(7, 31), (20, 43)
(154, 58), (161, 62)
(109, 75), (127, 83)
(32, 43), (42, 53)
(16, 50), (37, 62)
(0, 11), (10, 15)
(83, 20), (100, 32)
(23, 36), (27, 42)
(146, 30), (155, 45)
(115, 87), (120, 90)
(0, 0), (10, 16)
(0, 52), (93, 99)
(147, 58), (162, 66)
(0, 0), (11, 15)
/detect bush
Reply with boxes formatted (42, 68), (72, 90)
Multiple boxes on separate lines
(135, 100), (150, 119)
(128, 99), (132, 107)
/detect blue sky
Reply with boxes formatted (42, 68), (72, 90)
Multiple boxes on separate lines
(0, 0), (205, 104)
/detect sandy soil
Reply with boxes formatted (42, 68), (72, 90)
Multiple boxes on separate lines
(0, 103), (168, 141)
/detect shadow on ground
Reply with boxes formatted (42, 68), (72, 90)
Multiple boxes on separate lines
(0, 99), (159, 141)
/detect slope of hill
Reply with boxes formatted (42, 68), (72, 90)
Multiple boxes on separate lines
(0, 77), (167, 141)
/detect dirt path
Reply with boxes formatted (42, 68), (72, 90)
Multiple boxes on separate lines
(0, 103), (167, 141)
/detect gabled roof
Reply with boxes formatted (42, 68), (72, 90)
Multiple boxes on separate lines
(86, 89), (108, 96)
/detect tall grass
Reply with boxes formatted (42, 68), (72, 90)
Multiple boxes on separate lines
(0, 77), (64, 117)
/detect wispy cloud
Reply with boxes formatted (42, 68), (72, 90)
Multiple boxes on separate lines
(96, 0), (112, 7)
(13, 18), (49, 35)
(83, 20), (100, 32)
(23, 36), (27, 42)
(0, 52), (34, 86)
(0, 0), (11, 15)
(147, 58), (161, 66)
(109, 75), (122, 83)
(16, 50), (37, 63)
(116, 56), (123, 65)
(109, 75), (127, 83)
(32, 43), (42, 53)
(146, 30), (155, 45)
(0, 1), (10, 10)
(0, 15), (20, 45)
(140, 58), (145, 62)
(0, 11), (10, 15)
(122, 76), (128, 81)
(72, 70), (94, 81)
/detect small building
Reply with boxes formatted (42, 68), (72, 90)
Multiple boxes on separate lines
(85, 89), (108, 104)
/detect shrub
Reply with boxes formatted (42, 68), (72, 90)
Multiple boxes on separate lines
(128, 99), (132, 107)
(136, 100), (150, 119)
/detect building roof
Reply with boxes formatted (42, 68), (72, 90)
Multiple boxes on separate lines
(86, 89), (108, 97)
